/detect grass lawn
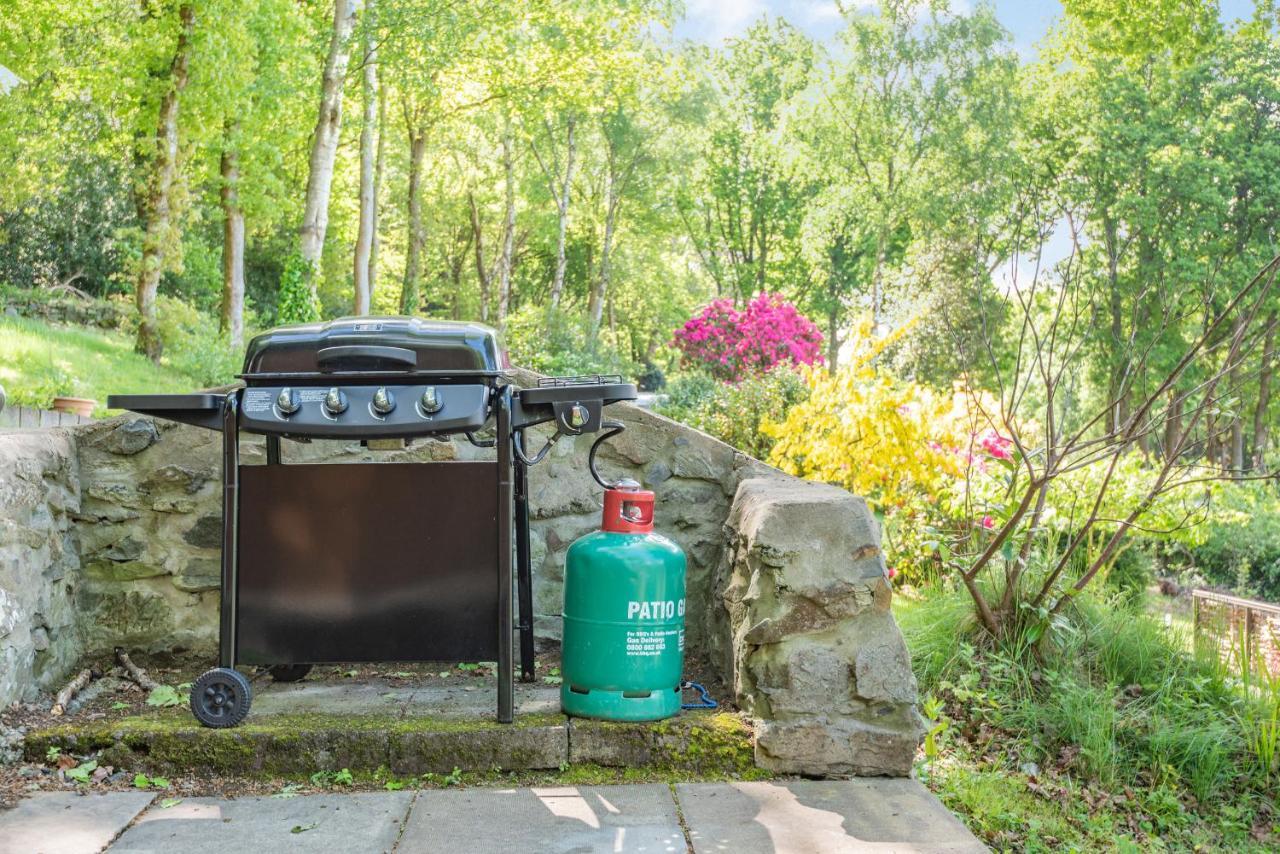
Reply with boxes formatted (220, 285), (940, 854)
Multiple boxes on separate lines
(0, 315), (202, 416)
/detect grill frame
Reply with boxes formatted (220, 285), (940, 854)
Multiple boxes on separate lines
(108, 318), (635, 725)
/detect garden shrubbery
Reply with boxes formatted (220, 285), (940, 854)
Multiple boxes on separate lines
(114, 294), (243, 388)
(659, 366), (808, 459)
(503, 304), (634, 379)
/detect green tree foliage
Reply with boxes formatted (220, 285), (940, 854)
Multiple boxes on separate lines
(0, 0), (1278, 474)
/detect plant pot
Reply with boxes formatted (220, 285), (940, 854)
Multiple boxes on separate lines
(51, 396), (96, 417)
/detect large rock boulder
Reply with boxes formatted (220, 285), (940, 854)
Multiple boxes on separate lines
(713, 477), (923, 776)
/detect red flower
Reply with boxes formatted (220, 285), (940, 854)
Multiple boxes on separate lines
(672, 293), (824, 381)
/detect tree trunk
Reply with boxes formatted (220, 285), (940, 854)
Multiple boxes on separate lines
(548, 117), (575, 310)
(369, 84), (386, 301)
(871, 222), (886, 327)
(1104, 216), (1127, 435)
(352, 0), (377, 316)
(468, 192), (491, 323)
(400, 130), (426, 314)
(134, 3), (195, 361)
(448, 228), (470, 321)
(588, 168), (617, 337)
(1163, 391), (1182, 461)
(1252, 312), (1276, 470)
(1230, 312), (1246, 475)
(298, 0), (362, 297)
(826, 299), (840, 370)
(220, 124), (245, 349)
(496, 117), (516, 327)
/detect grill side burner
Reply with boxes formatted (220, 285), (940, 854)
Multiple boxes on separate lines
(107, 317), (636, 727)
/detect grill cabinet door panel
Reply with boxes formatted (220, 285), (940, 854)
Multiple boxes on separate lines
(236, 461), (499, 665)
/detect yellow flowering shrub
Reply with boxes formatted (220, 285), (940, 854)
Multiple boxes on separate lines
(765, 318), (995, 512)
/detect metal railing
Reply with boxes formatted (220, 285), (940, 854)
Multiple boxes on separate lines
(1192, 588), (1280, 678)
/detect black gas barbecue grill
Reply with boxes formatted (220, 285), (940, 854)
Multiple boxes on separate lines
(108, 317), (635, 727)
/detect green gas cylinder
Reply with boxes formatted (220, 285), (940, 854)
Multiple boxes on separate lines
(561, 479), (686, 721)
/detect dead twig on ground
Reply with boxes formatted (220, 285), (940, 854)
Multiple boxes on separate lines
(115, 647), (159, 692)
(50, 668), (98, 716)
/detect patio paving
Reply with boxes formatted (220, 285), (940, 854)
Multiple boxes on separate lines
(0, 780), (985, 854)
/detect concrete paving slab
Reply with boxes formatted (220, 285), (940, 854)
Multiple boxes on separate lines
(107, 792), (414, 854)
(251, 678), (560, 719)
(0, 791), (154, 854)
(397, 784), (686, 853)
(675, 780), (986, 854)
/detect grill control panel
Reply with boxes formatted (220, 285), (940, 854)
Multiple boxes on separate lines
(239, 383), (490, 438)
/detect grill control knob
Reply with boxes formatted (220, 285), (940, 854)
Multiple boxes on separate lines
(420, 386), (442, 414)
(275, 387), (300, 415)
(372, 387), (396, 415)
(323, 387), (348, 416)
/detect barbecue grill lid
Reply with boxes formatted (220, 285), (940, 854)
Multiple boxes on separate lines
(241, 317), (507, 378)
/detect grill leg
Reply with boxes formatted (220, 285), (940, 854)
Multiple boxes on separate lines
(218, 395), (240, 669)
(515, 459), (535, 682)
(496, 391), (514, 723)
(265, 435), (280, 465)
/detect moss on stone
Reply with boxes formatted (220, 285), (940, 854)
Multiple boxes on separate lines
(24, 709), (759, 779)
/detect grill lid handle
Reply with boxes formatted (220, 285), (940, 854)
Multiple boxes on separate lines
(316, 345), (417, 371)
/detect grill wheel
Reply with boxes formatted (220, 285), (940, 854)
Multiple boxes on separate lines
(190, 667), (253, 728)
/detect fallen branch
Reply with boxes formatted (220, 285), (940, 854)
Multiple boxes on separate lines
(51, 668), (97, 716)
(115, 648), (159, 692)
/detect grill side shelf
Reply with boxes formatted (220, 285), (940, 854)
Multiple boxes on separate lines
(107, 393), (227, 431)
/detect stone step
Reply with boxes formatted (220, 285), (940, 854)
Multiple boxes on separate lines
(24, 710), (755, 778)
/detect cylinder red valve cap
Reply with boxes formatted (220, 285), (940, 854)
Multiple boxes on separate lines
(602, 478), (654, 533)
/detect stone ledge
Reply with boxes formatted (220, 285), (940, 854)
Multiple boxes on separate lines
(23, 710), (756, 778)
(567, 713), (756, 774)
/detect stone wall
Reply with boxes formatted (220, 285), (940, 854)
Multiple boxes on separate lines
(0, 430), (82, 703)
(0, 380), (924, 776)
(67, 398), (764, 657)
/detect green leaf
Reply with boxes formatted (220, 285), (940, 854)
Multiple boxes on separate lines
(111, 701), (129, 710)
(66, 760), (97, 783)
(159, 798), (183, 809)
(133, 773), (150, 789)
(146, 685), (182, 707)
(291, 823), (317, 834)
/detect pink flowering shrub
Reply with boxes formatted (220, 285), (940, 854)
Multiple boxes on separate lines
(671, 293), (824, 381)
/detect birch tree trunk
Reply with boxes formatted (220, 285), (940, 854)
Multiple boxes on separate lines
(495, 117), (516, 327)
(369, 85), (386, 302)
(134, 3), (195, 361)
(544, 117), (576, 310)
(220, 123), (245, 349)
(400, 130), (426, 314)
(588, 166), (616, 337)
(298, 0), (362, 298)
(352, 2), (377, 315)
